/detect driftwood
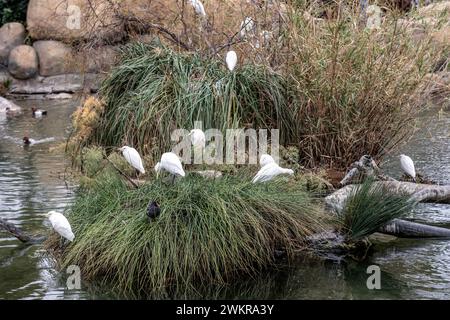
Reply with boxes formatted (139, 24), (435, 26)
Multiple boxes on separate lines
(0, 218), (45, 244)
(380, 219), (450, 238)
(328, 153), (450, 239)
(325, 181), (450, 238)
(325, 181), (450, 214)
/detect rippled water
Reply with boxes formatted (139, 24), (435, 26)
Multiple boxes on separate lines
(0, 99), (449, 299)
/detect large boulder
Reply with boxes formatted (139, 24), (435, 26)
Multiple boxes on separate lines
(25, 0), (279, 45)
(0, 23), (26, 65)
(26, 0), (124, 43)
(33, 41), (75, 76)
(8, 45), (39, 80)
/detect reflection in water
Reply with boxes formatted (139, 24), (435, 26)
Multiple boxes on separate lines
(0, 100), (449, 299)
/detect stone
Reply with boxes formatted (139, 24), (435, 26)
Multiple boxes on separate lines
(8, 45), (39, 80)
(0, 96), (21, 112)
(77, 46), (118, 73)
(26, 0), (124, 42)
(33, 41), (75, 76)
(8, 73), (102, 95)
(0, 22), (26, 65)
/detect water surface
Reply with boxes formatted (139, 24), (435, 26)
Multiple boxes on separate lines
(0, 99), (449, 299)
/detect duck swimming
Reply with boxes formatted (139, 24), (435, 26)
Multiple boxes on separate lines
(31, 107), (47, 117)
(23, 137), (36, 145)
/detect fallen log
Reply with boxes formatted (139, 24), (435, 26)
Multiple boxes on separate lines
(0, 218), (45, 244)
(325, 181), (450, 239)
(380, 219), (450, 238)
(325, 181), (450, 214)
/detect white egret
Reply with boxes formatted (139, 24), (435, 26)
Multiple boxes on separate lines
(252, 162), (294, 183)
(240, 17), (255, 38)
(31, 107), (47, 117)
(155, 152), (186, 180)
(260, 154), (275, 167)
(119, 146), (145, 174)
(400, 154), (416, 182)
(189, 0), (206, 17)
(226, 51), (238, 72)
(47, 211), (75, 242)
(188, 129), (206, 149)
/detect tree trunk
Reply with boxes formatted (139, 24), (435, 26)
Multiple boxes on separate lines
(325, 181), (450, 214)
(380, 219), (450, 238)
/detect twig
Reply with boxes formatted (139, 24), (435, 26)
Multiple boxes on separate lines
(102, 152), (139, 189)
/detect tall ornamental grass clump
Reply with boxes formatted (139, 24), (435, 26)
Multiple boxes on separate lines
(47, 169), (327, 296)
(86, 41), (294, 160)
(286, 2), (444, 168)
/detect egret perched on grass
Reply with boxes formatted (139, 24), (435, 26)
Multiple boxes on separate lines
(252, 162), (294, 183)
(189, 129), (206, 149)
(240, 17), (255, 38)
(189, 0), (206, 17)
(189, 129), (206, 162)
(260, 154), (275, 167)
(226, 51), (238, 72)
(400, 154), (416, 182)
(155, 152), (185, 182)
(47, 211), (74, 242)
(119, 146), (145, 175)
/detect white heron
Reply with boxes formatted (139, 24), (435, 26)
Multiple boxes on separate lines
(119, 146), (145, 174)
(226, 51), (238, 72)
(189, 0), (206, 17)
(260, 154), (275, 167)
(47, 211), (75, 242)
(400, 154), (416, 182)
(240, 17), (255, 38)
(252, 162), (294, 183)
(155, 152), (186, 180)
(188, 129), (206, 149)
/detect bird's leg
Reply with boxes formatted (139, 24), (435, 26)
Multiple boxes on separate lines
(171, 174), (176, 184)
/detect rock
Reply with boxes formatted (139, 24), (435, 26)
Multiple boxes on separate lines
(8, 73), (102, 95)
(77, 46), (118, 73)
(0, 23), (26, 65)
(26, 0), (124, 43)
(0, 96), (21, 112)
(8, 45), (39, 80)
(33, 41), (75, 76)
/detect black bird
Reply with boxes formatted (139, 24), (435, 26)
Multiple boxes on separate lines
(147, 201), (161, 220)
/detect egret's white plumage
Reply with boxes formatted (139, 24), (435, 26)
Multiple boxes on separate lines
(189, 129), (206, 149)
(155, 152), (185, 177)
(400, 154), (416, 181)
(48, 211), (75, 242)
(240, 17), (255, 38)
(252, 162), (294, 183)
(226, 51), (238, 72)
(189, 0), (206, 17)
(260, 154), (275, 167)
(119, 146), (145, 174)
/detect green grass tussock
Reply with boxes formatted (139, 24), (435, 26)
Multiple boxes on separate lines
(340, 179), (415, 241)
(86, 41), (293, 160)
(49, 169), (327, 296)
